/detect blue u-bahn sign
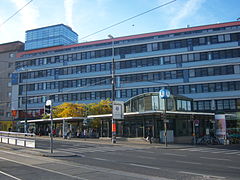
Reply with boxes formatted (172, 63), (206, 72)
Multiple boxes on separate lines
(159, 88), (171, 99)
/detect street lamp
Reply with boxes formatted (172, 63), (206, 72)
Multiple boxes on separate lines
(24, 80), (28, 133)
(21, 68), (31, 133)
(108, 34), (116, 144)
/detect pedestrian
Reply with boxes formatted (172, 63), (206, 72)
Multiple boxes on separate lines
(67, 129), (72, 139)
(52, 129), (56, 137)
(83, 129), (87, 140)
(146, 128), (152, 144)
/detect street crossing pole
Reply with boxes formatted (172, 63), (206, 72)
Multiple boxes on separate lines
(159, 88), (170, 147)
(45, 100), (53, 153)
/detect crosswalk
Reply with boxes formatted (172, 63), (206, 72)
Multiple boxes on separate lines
(57, 145), (147, 154)
(178, 147), (240, 155)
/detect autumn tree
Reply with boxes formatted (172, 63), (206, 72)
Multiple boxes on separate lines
(88, 99), (112, 115)
(53, 102), (87, 118)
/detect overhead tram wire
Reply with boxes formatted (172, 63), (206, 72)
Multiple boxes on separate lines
(80, 0), (177, 40)
(0, 0), (34, 28)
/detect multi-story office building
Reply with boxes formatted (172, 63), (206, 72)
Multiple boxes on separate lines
(25, 24), (78, 50)
(0, 41), (24, 130)
(12, 21), (240, 121)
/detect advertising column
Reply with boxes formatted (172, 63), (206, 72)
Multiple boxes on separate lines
(215, 114), (226, 144)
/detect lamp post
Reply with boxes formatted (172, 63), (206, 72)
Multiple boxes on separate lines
(24, 81), (28, 133)
(21, 68), (31, 133)
(108, 34), (116, 144)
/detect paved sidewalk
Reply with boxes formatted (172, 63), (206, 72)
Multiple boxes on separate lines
(36, 135), (196, 149)
(1, 136), (239, 157)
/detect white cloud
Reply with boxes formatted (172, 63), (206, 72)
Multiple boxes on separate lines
(0, 0), (38, 43)
(64, 0), (75, 27)
(10, 0), (39, 29)
(169, 0), (206, 28)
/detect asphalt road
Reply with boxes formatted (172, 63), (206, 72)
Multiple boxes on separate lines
(0, 137), (239, 180)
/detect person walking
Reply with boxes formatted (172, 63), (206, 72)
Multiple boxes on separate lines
(146, 128), (152, 144)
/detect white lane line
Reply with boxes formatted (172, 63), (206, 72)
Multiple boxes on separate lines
(224, 151), (240, 155)
(179, 171), (226, 179)
(0, 156), (87, 180)
(0, 149), (169, 180)
(227, 166), (240, 170)
(136, 150), (154, 154)
(164, 153), (186, 157)
(179, 148), (204, 151)
(130, 163), (160, 170)
(200, 157), (231, 161)
(92, 157), (109, 161)
(175, 160), (201, 165)
(0, 170), (23, 180)
(136, 156), (155, 160)
(211, 150), (234, 154)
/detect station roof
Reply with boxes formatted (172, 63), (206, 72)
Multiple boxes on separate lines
(20, 117), (85, 124)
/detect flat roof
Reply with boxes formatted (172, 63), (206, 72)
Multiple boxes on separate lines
(20, 117), (85, 123)
(87, 111), (215, 119)
(17, 21), (240, 58)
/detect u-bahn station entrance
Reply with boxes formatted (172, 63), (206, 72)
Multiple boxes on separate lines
(24, 93), (214, 144)
(89, 93), (214, 144)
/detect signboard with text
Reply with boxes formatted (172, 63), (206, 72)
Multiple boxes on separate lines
(112, 101), (124, 119)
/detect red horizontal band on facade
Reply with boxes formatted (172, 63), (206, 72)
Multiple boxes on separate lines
(17, 21), (240, 58)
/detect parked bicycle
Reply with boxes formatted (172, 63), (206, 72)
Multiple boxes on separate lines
(228, 136), (240, 144)
(194, 135), (220, 145)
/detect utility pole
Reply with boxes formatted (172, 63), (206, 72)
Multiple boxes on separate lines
(108, 34), (116, 144)
(159, 87), (170, 147)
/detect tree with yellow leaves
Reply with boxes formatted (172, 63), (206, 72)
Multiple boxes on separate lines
(53, 102), (87, 118)
(88, 99), (112, 115)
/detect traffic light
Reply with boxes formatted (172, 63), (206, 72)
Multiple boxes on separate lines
(44, 105), (51, 114)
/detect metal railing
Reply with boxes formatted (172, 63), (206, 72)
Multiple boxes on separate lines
(0, 131), (36, 148)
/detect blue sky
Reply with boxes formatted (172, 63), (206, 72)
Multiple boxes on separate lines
(0, 0), (240, 44)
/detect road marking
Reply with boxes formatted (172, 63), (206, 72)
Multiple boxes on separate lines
(227, 166), (240, 170)
(179, 171), (226, 179)
(211, 149), (235, 154)
(200, 157), (231, 161)
(92, 157), (109, 161)
(0, 150), (170, 180)
(175, 160), (201, 165)
(179, 147), (240, 155)
(0, 156), (88, 180)
(136, 156), (155, 160)
(130, 163), (160, 170)
(164, 153), (186, 157)
(224, 151), (240, 155)
(0, 170), (23, 180)
(136, 150), (154, 153)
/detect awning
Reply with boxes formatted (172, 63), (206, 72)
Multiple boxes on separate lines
(20, 117), (85, 124)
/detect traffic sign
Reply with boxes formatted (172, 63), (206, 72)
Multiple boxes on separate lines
(194, 120), (199, 126)
(46, 100), (52, 106)
(159, 88), (170, 99)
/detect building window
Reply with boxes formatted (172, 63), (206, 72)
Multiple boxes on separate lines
(0, 109), (4, 116)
